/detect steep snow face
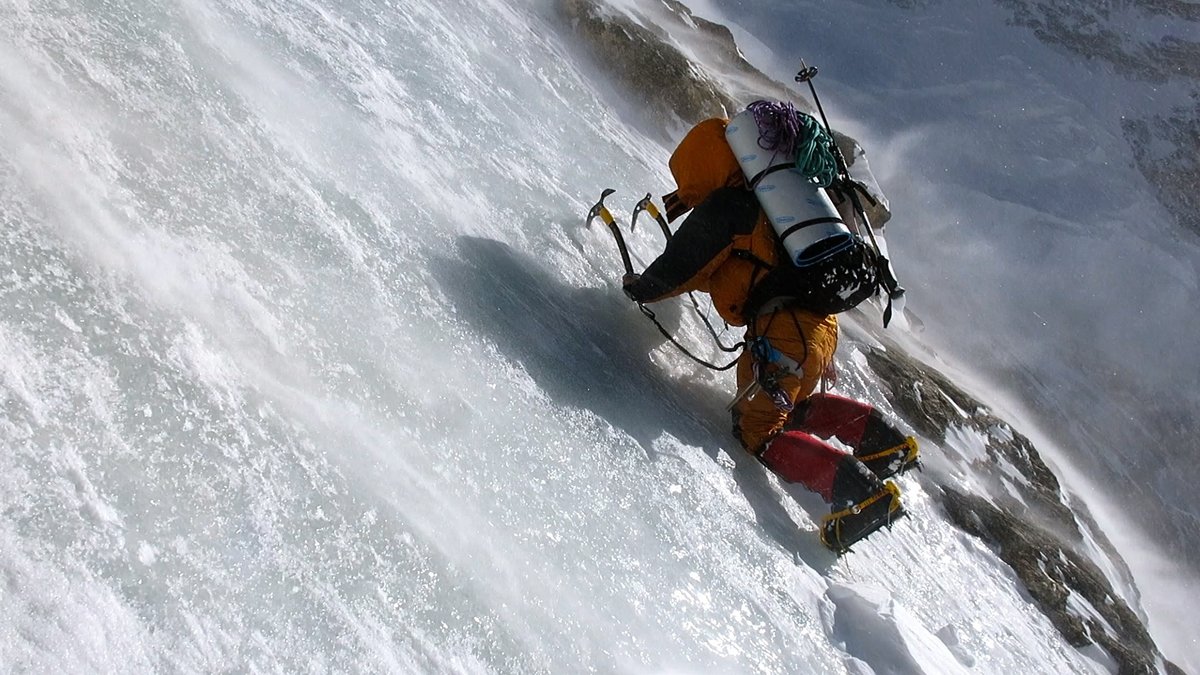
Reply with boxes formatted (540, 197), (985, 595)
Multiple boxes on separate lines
(0, 0), (1163, 672)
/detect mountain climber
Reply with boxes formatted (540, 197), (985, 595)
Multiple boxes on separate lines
(621, 114), (918, 550)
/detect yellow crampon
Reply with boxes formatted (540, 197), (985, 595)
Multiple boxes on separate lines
(819, 481), (904, 551)
(856, 436), (920, 465)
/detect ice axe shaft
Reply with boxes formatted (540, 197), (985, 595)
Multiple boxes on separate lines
(726, 378), (761, 411)
(585, 188), (633, 275)
(587, 191), (743, 372)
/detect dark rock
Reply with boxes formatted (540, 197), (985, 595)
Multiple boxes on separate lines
(863, 343), (1077, 534)
(988, 0), (1200, 239)
(1122, 105), (1200, 238)
(553, 0), (739, 134)
(993, 0), (1200, 82)
(941, 487), (1170, 675)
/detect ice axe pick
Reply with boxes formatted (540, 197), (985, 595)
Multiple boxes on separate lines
(631, 193), (672, 241)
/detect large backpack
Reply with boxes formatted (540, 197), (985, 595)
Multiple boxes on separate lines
(726, 100), (895, 320)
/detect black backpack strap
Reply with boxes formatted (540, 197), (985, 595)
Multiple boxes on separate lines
(661, 190), (689, 223)
(746, 162), (795, 190)
(730, 248), (774, 271)
(732, 248), (786, 320)
(829, 176), (881, 210)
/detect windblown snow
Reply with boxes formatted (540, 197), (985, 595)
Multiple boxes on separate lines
(1, 0), (1196, 672)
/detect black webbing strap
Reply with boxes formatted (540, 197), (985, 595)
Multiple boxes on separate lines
(777, 217), (844, 242)
(746, 162), (794, 189)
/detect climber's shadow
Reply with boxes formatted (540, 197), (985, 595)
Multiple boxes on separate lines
(434, 236), (837, 569)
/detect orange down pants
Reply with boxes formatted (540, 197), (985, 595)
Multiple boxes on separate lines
(731, 308), (839, 454)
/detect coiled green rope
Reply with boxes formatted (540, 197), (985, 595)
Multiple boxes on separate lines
(791, 113), (838, 187)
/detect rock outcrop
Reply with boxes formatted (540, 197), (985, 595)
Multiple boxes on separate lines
(553, 0), (804, 135)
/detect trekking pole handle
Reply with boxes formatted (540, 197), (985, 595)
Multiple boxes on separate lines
(794, 62), (818, 83)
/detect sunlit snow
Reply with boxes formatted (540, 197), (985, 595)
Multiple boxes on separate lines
(1, 0), (1196, 672)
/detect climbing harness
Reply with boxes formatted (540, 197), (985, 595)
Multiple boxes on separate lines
(723, 313), (806, 412)
(748, 336), (799, 413)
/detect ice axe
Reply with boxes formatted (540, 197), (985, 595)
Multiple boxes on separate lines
(588, 189), (743, 371)
(631, 193), (672, 241)
(585, 188), (633, 275)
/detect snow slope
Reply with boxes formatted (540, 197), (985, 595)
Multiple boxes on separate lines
(0, 0), (1192, 671)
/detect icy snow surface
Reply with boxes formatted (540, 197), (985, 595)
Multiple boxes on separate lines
(0, 0), (1195, 671)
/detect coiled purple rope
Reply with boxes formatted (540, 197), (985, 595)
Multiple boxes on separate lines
(747, 99), (804, 156)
